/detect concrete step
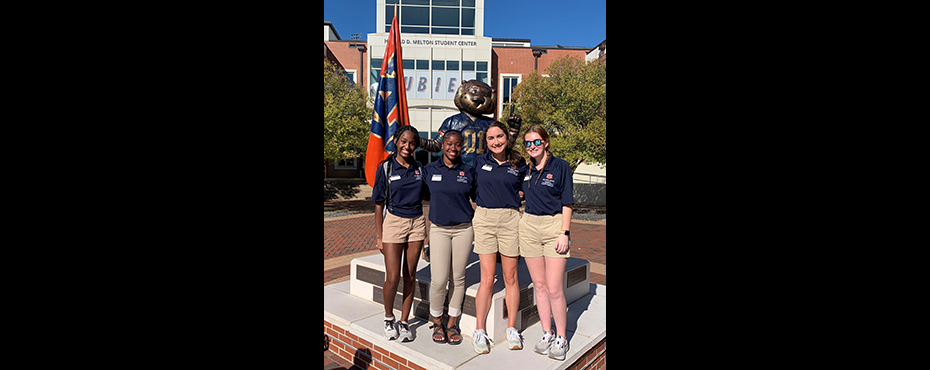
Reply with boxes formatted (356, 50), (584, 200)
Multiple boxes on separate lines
(349, 251), (591, 344)
(324, 280), (607, 370)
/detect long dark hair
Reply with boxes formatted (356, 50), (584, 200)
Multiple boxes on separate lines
(485, 121), (525, 168)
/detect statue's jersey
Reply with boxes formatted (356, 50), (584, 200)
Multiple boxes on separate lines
(434, 112), (496, 167)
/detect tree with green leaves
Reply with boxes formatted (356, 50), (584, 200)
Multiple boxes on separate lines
(324, 60), (373, 162)
(511, 56), (606, 172)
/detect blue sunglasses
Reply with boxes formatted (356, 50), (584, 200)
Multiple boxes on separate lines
(523, 139), (544, 148)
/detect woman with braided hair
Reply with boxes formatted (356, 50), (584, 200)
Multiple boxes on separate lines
(372, 125), (429, 342)
(518, 125), (574, 361)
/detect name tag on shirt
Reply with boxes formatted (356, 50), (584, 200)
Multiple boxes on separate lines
(389, 175), (401, 182)
(523, 175), (531, 181)
(481, 164), (493, 171)
(431, 174), (443, 181)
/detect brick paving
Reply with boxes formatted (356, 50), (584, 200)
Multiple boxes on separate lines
(323, 201), (606, 285)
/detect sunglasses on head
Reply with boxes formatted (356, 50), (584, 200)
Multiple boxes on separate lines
(523, 139), (544, 148)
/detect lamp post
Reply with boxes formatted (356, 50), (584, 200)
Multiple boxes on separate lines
(532, 49), (547, 71)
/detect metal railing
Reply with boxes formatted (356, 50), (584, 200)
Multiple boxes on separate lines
(572, 172), (607, 184)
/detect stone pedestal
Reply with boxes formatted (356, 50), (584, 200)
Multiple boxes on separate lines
(349, 251), (590, 344)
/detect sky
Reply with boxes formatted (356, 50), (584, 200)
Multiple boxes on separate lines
(323, 0), (606, 48)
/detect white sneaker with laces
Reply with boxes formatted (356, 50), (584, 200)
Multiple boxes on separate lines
(548, 335), (569, 361)
(397, 321), (414, 342)
(384, 317), (398, 340)
(473, 329), (493, 354)
(506, 327), (523, 350)
(534, 330), (554, 355)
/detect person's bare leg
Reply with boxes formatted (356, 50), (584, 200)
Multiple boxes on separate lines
(474, 253), (498, 331)
(544, 257), (568, 338)
(501, 255), (520, 329)
(382, 242), (405, 318)
(524, 256), (552, 333)
(399, 240), (423, 322)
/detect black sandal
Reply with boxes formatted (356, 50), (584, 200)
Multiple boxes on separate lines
(430, 323), (447, 343)
(446, 325), (462, 345)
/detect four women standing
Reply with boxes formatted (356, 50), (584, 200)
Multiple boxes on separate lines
(371, 123), (575, 362)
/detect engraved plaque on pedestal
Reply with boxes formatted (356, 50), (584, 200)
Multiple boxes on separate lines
(462, 295), (476, 316)
(356, 265), (385, 286)
(520, 304), (539, 329)
(566, 264), (587, 288)
(372, 285), (431, 320)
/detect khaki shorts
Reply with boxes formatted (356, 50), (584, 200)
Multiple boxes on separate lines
(381, 211), (427, 244)
(472, 206), (521, 257)
(518, 213), (570, 258)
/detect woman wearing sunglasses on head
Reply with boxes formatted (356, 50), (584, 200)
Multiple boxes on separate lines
(518, 125), (574, 361)
(470, 120), (529, 354)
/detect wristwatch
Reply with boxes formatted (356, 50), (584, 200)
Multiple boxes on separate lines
(560, 229), (570, 236)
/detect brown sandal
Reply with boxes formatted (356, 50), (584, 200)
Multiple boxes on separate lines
(446, 325), (462, 345)
(430, 323), (447, 343)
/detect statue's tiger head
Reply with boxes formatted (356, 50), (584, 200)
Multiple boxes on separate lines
(454, 80), (497, 116)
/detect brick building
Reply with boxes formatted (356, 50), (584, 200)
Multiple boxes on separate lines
(324, 0), (605, 179)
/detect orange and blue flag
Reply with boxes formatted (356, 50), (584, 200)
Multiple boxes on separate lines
(365, 9), (409, 188)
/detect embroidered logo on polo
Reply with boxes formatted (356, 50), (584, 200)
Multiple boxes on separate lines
(541, 173), (556, 187)
(457, 171), (468, 183)
(507, 166), (521, 176)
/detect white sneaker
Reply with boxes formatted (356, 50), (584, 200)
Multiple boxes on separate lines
(548, 335), (569, 361)
(533, 330), (554, 355)
(397, 321), (414, 342)
(384, 317), (398, 340)
(473, 329), (493, 354)
(506, 327), (523, 350)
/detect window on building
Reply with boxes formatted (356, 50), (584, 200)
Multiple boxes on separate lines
(500, 75), (521, 113)
(432, 7), (459, 27)
(476, 61), (489, 84)
(385, 0), (475, 35)
(335, 157), (357, 170)
(342, 70), (356, 85)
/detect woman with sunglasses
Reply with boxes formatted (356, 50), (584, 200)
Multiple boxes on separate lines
(518, 125), (574, 361)
(470, 121), (529, 354)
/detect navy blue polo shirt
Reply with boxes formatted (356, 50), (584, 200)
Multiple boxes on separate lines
(371, 156), (427, 218)
(474, 152), (528, 209)
(522, 154), (574, 216)
(422, 160), (477, 226)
